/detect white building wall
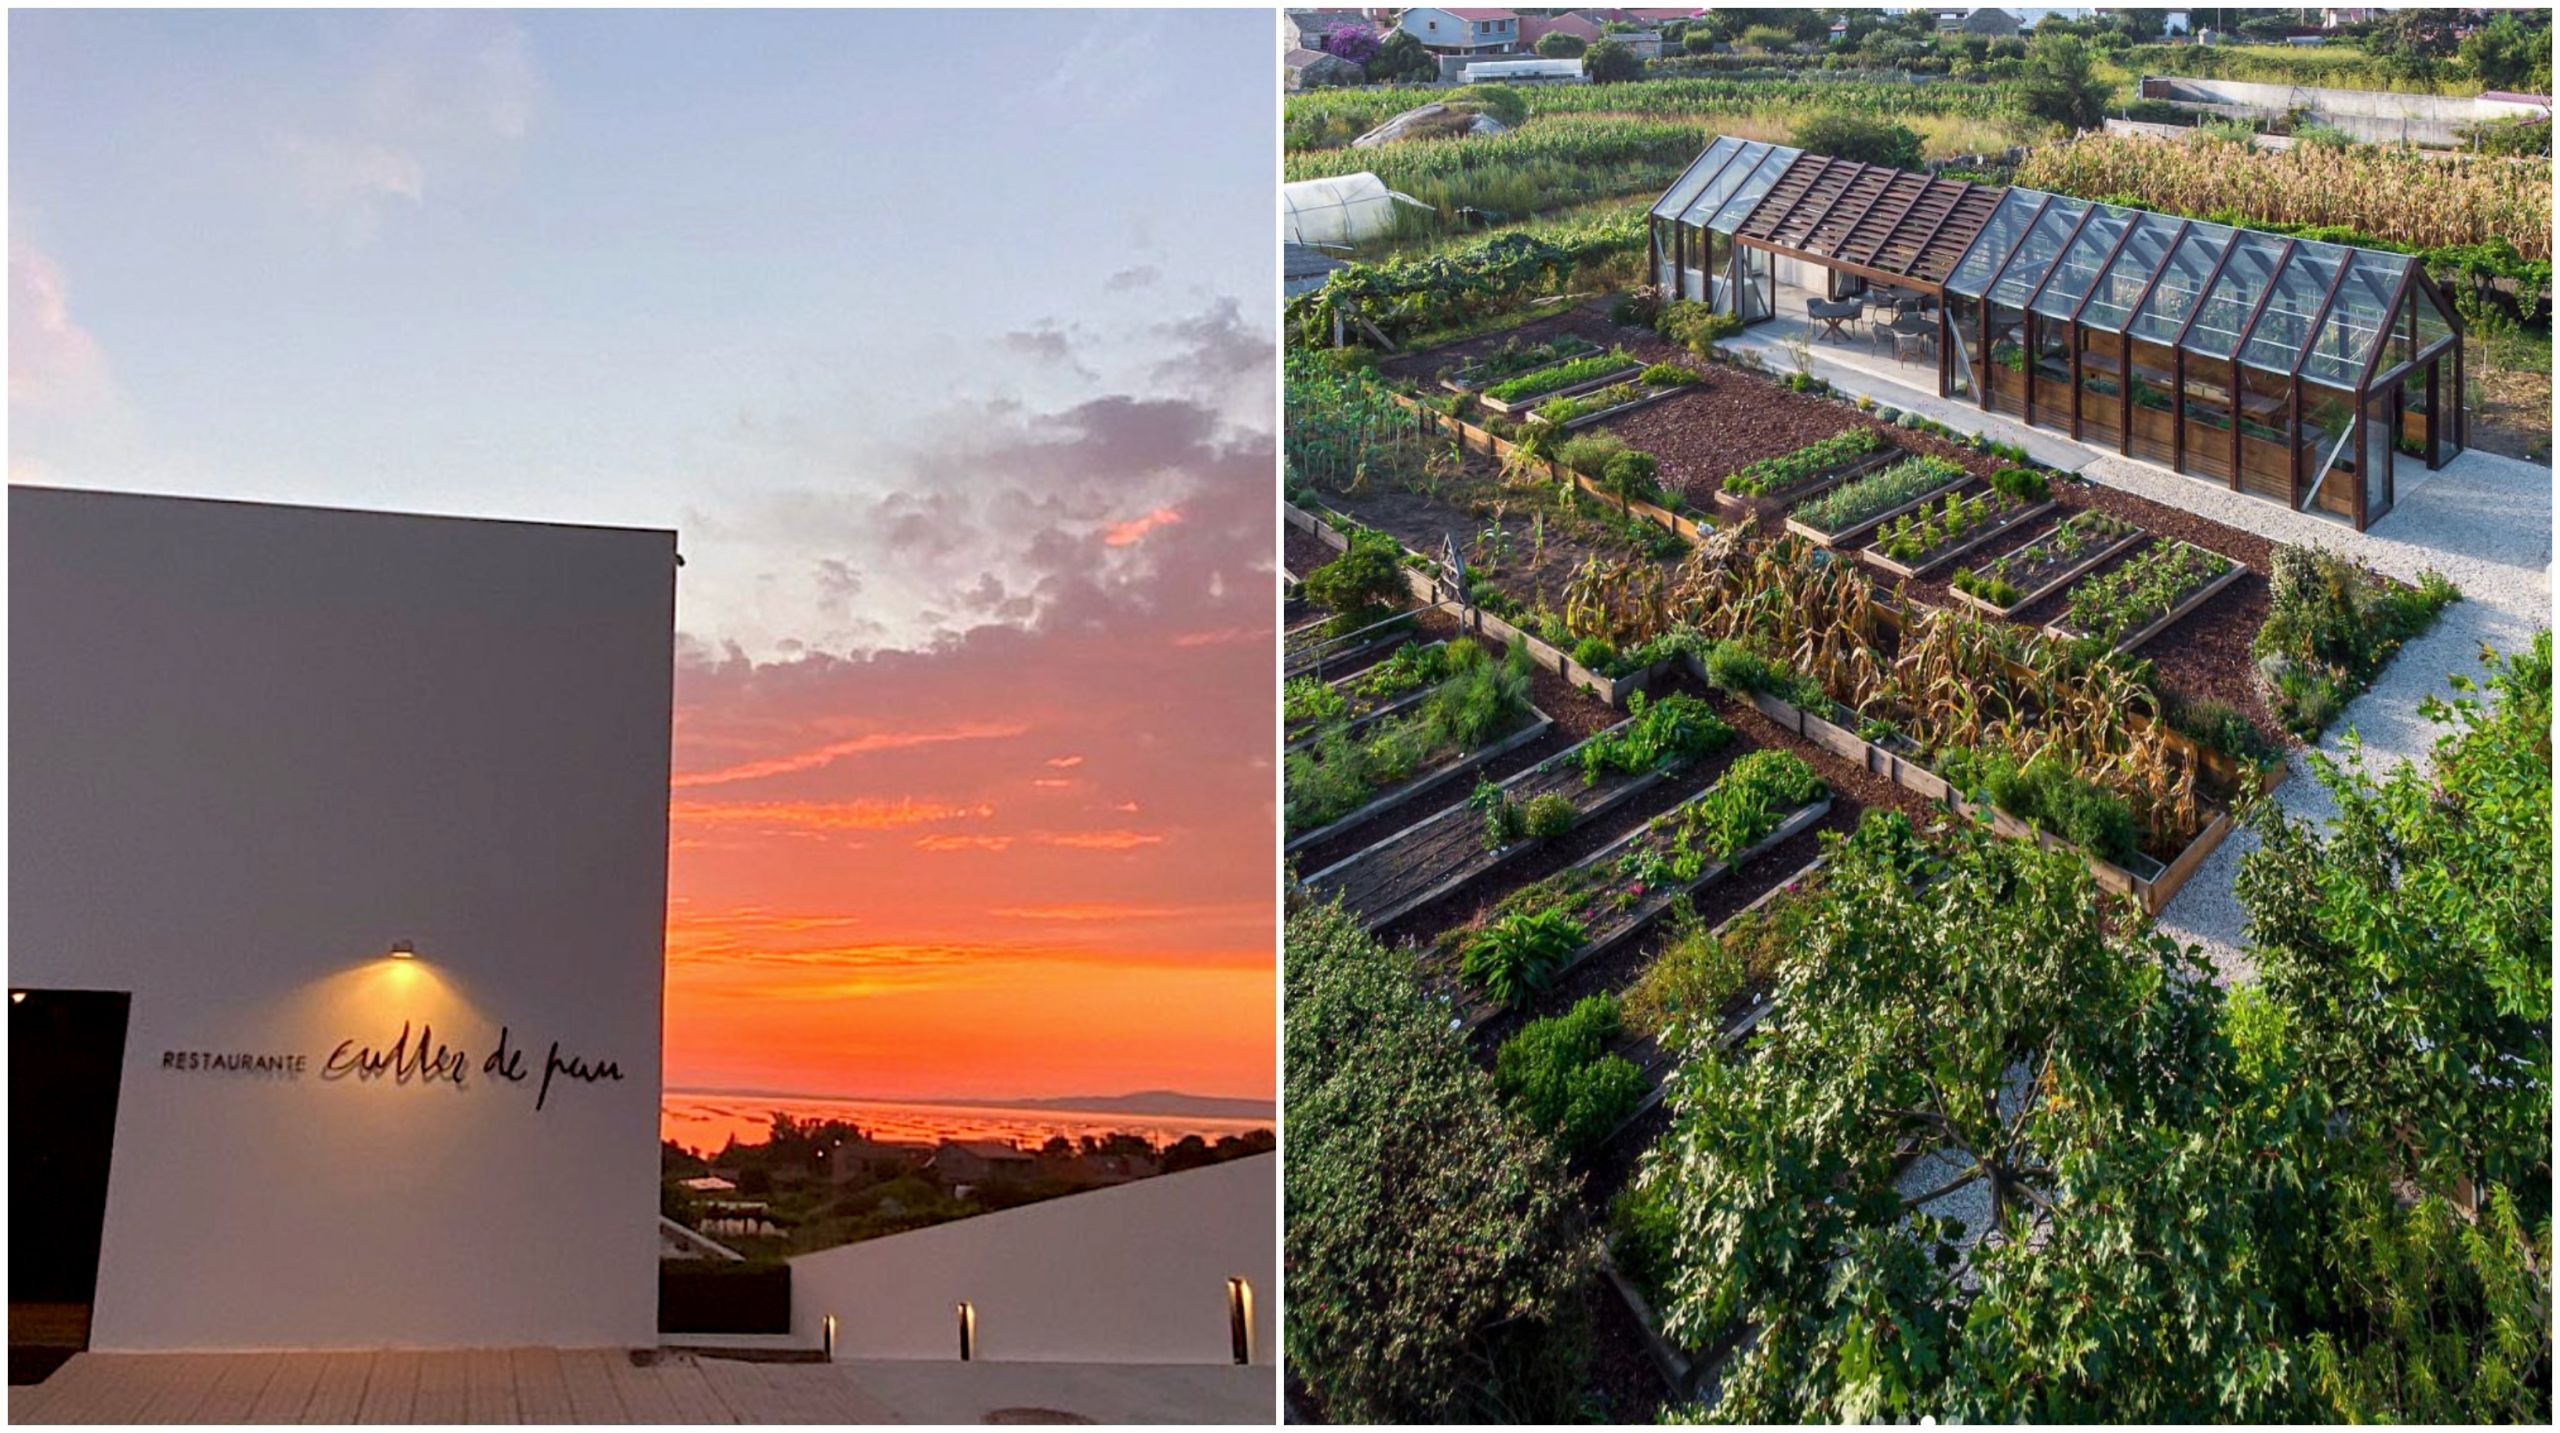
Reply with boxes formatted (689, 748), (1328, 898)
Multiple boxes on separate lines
(790, 1155), (1276, 1365)
(9, 487), (676, 1351)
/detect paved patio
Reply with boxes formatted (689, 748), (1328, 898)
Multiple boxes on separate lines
(4, 1349), (1272, 1424)
(1725, 289), (2553, 981)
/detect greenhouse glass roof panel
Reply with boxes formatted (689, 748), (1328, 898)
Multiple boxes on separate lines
(1942, 189), (2050, 298)
(2180, 232), (2290, 359)
(1698, 145), (1800, 230)
(2126, 221), (2238, 343)
(2030, 203), (2140, 320)
(1653, 137), (1745, 222)
(2239, 240), (2350, 373)
(1987, 195), (2093, 308)
(2298, 252), (2412, 385)
(2076, 212), (2185, 333)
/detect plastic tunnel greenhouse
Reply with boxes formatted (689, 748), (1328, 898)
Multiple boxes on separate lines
(1647, 139), (2465, 530)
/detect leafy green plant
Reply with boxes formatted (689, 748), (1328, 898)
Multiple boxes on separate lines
(1658, 299), (1743, 358)
(2062, 540), (2234, 646)
(1284, 674), (1350, 728)
(1577, 689), (1735, 782)
(1302, 529), (1410, 635)
(1285, 900), (1592, 1424)
(1873, 488), (2032, 566)
(1521, 792), (1578, 840)
(1723, 427), (1889, 498)
(1637, 361), (1700, 388)
(2251, 543), (2461, 739)
(1483, 348), (1642, 404)
(1469, 775), (1523, 852)
(1634, 750), (1828, 881)
(1940, 744), (2140, 865)
(1461, 906), (1587, 1008)
(1952, 508), (2139, 609)
(1494, 995), (1648, 1156)
(1989, 465), (2050, 503)
(1790, 455), (1964, 534)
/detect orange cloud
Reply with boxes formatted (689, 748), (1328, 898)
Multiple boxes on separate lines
(992, 903), (1213, 921)
(1101, 506), (1183, 547)
(673, 722), (1027, 789)
(915, 833), (1016, 853)
(1172, 626), (1260, 647)
(1036, 830), (1164, 851)
(1045, 755), (1085, 768)
(1031, 778), (1074, 789)
(672, 799), (991, 832)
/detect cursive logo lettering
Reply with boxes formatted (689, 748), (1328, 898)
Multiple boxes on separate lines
(321, 1021), (469, 1087)
(482, 1025), (529, 1084)
(536, 1041), (622, 1112)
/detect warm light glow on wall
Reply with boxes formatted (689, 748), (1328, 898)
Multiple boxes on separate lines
(1227, 1277), (1253, 1365)
(956, 1301), (976, 1361)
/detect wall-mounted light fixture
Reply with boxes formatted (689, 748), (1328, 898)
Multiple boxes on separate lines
(1227, 1277), (1254, 1365)
(956, 1301), (976, 1361)
(387, 940), (418, 960)
(821, 1313), (836, 1362)
(9, 991), (25, 1004)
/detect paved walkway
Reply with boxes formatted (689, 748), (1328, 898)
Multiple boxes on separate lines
(1729, 309), (2553, 980)
(5, 1349), (1271, 1424)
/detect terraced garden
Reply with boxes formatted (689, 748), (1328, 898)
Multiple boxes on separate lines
(1286, 300), (2479, 1419)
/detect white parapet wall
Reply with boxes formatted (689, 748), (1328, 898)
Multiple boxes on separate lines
(9, 487), (677, 1351)
(790, 1154), (1276, 1365)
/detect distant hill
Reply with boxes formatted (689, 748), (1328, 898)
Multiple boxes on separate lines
(1000, 1089), (1274, 1120)
(666, 1086), (1274, 1121)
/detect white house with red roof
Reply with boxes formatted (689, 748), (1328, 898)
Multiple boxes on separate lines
(1399, 7), (1521, 54)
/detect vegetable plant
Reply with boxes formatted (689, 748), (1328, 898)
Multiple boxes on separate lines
(1790, 455), (1965, 534)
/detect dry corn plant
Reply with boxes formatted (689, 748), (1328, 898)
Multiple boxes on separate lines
(1562, 553), (1671, 649)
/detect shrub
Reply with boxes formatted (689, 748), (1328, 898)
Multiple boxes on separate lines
(1303, 530), (1407, 632)
(1621, 901), (1744, 1043)
(1584, 37), (1641, 82)
(1657, 299), (1742, 358)
(1534, 31), (1587, 58)
(1610, 286), (1665, 328)
(1600, 450), (1661, 504)
(1940, 745), (2140, 865)
(1637, 361), (1698, 388)
(1990, 465), (2050, 503)
(1553, 430), (1628, 478)
(1462, 907), (1587, 1007)
(1571, 636), (1617, 670)
(1285, 899), (1591, 1422)
(2252, 543), (2458, 738)
(1521, 792), (1579, 841)
(1495, 996), (1646, 1157)
(1790, 110), (1923, 170)
(1285, 674), (1349, 727)
(1578, 690), (1734, 781)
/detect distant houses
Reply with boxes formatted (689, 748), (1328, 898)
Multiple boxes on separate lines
(1399, 8), (1522, 56)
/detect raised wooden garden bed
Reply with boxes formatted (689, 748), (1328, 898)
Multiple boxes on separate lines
(1527, 377), (1695, 433)
(1441, 336), (1601, 395)
(1710, 446), (1897, 522)
(1300, 712), (1679, 931)
(2041, 540), (2246, 656)
(1477, 362), (1647, 417)
(1859, 498), (2057, 582)
(1283, 612), (1415, 679)
(1946, 510), (2148, 620)
(1454, 792), (1832, 1032)
(1783, 467), (1972, 551)
(1283, 706), (1554, 857)
(1284, 640), (1450, 751)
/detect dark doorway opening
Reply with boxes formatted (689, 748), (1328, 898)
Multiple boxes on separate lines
(9, 988), (131, 1385)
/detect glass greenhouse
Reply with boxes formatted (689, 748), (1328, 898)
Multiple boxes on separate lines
(1648, 143), (2465, 530)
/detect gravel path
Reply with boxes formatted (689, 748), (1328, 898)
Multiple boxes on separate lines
(1739, 318), (2553, 984)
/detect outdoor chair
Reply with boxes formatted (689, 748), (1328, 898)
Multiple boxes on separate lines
(1807, 297), (1862, 344)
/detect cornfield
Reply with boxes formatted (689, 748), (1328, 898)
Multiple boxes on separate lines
(1286, 77), (2017, 153)
(1284, 351), (1437, 495)
(2016, 133), (2551, 261)
(1564, 535), (2209, 850)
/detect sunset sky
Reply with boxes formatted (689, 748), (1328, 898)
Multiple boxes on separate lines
(10, 8), (1277, 1106)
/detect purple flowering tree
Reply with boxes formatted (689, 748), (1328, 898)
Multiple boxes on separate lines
(1321, 22), (1381, 66)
